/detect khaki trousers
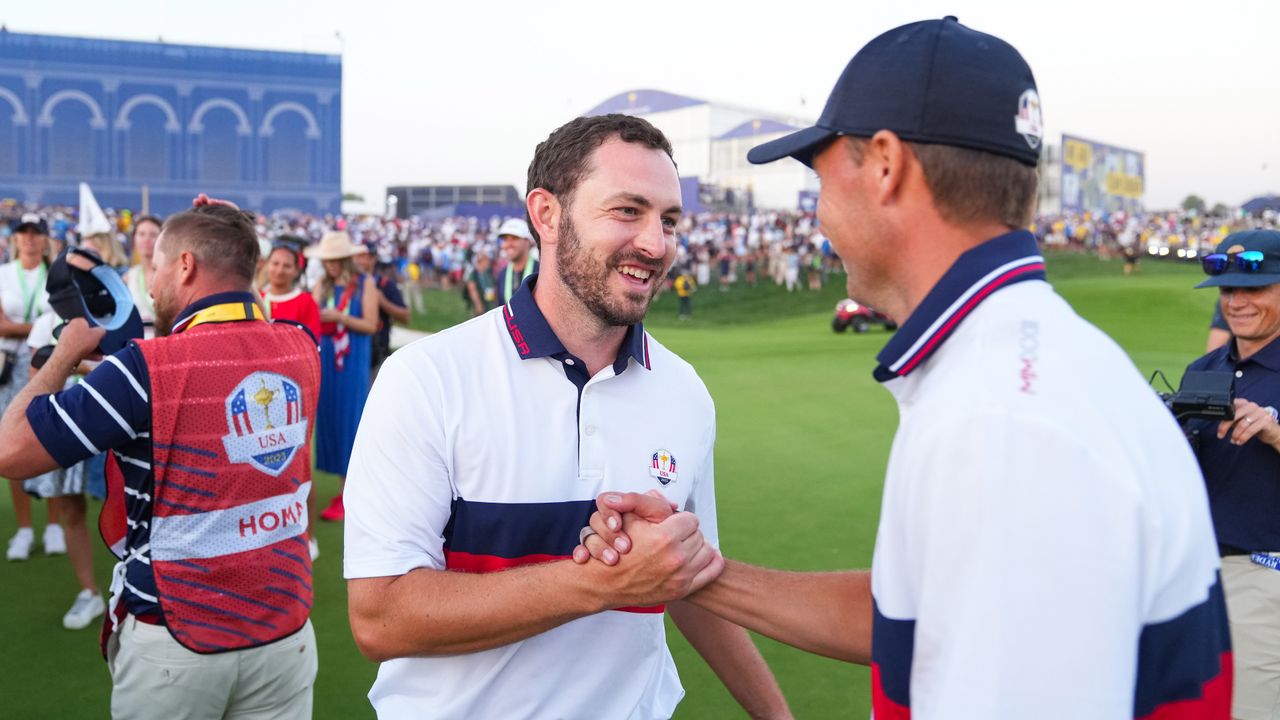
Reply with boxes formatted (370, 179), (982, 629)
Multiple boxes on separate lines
(108, 615), (317, 720)
(1223, 555), (1280, 720)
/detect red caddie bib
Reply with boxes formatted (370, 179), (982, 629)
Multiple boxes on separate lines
(126, 312), (320, 653)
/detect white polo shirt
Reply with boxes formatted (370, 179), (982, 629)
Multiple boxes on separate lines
(344, 277), (718, 720)
(868, 231), (1231, 719)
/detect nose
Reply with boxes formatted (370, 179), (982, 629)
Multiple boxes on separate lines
(633, 215), (669, 260)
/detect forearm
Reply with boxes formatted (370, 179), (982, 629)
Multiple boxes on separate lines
(380, 297), (410, 324)
(689, 560), (872, 664)
(0, 321), (33, 338)
(349, 559), (610, 661)
(340, 314), (379, 335)
(670, 600), (791, 719)
(468, 285), (484, 315)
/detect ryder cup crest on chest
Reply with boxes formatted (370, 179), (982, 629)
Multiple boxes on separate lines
(650, 449), (678, 486)
(223, 371), (308, 476)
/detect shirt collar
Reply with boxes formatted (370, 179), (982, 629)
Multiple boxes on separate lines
(1229, 335), (1280, 372)
(502, 274), (651, 372)
(873, 230), (1046, 382)
(171, 291), (261, 334)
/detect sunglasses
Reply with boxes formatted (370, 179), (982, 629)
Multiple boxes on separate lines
(1201, 250), (1266, 276)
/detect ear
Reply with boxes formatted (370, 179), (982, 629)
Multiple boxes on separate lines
(526, 188), (562, 248)
(177, 250), (199, 286)
(865, 130), (910, 206)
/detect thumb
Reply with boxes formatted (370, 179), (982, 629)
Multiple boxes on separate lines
(602, 491), (675, 522)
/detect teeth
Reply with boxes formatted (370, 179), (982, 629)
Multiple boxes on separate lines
(619, 266), (652, 280)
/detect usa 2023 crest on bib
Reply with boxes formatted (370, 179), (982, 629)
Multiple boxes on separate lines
(223, 371), (308, 476)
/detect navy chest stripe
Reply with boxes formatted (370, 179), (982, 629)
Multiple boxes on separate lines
(443, 498), (595, 559)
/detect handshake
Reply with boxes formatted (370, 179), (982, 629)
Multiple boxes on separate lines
(570, 491), (725, 609)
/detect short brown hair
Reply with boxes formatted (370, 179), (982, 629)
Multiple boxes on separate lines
(525, 114), (675, 246)
(846, 136), (1038, 228)
(159, 204), (259, 284)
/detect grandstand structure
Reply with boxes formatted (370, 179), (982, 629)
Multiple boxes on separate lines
(0, 30), (341, 215)
(585, 89), (817, 212)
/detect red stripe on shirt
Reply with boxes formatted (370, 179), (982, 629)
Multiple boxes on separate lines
(1137, 651), (1232, 720)
(444, 550), (665, 614)
(871, 662), (912, 720)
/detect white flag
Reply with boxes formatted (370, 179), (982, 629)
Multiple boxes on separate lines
(77, 182), (112, 236)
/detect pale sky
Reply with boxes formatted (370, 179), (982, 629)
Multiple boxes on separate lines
(3, 0), (1277, 211)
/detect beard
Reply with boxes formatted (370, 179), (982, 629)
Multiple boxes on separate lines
(556, 215), (664, 327)
(152, 286), (176, 337)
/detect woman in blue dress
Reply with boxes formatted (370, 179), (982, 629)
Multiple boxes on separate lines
(308, 231), (379, 521)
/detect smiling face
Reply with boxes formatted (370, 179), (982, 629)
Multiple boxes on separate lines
(266, 246), (300, 290)
(551, 138), (681, 327)
(1220, 283), (1280, 355)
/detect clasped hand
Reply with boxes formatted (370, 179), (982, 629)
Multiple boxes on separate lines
(572, 490), (724, 607)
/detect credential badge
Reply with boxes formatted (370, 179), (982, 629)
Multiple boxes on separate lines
(222, 371), (309, 476)
(650, 449), (678, 486)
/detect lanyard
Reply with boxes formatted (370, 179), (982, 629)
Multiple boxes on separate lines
(15, 262), (46, 323)
(504, 257), (535, 301)
(172, 301), (265, 334)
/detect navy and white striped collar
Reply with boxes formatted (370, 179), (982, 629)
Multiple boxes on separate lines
(502, 274), (651, 373)
(873, 230), (1045, 382)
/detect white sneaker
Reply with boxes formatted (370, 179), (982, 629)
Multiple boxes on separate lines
(43, 524), (66, 555)
(62, 589), (105, 630)
(6, 528), (33, 561)
(309, 538), (320, 561)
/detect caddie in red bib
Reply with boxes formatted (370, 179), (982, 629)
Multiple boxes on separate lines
(1, 202), (324, 720)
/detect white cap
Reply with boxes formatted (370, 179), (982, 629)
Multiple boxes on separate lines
(496, 218), (533, 242)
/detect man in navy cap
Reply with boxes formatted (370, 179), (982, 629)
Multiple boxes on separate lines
(576, 17), (1231, 719)
(1186, 229), (1280, 720)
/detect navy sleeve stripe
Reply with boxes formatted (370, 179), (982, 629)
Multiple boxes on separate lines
(81, 379), (137, 439)
(105, 354), (148, 401)
(27, 345), (151, 468)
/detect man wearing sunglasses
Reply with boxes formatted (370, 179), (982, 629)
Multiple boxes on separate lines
(1187, 229), (1280, 720)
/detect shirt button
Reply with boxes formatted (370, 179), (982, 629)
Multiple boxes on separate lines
(584, 425), (596, 436)
(1236, 370), (1244, 378)
(565, 358), (575, 366)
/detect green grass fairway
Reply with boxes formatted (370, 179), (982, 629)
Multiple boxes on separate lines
(0, 252), (1217, 718)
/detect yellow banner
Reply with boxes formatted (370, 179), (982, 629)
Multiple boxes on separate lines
(1063, 139), (1094, 172)
(1104, 173), (1144, 199)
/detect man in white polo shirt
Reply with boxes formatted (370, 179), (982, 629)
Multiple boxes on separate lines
(343, 114), (789, 719)
(577, 17), (1231, 719)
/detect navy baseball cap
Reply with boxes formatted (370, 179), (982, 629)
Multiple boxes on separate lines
(1196, 230), (1280, 289)
(11, 213), (49, 236)
(748, 16), (1043, 168)
(46, 247), (144, 354)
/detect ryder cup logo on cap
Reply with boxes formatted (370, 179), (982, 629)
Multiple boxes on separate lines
(650, 449), (678, 486)
(747, 16), (1042, 168)
(1015, 89), (1043, 149)
(223, 371), (309, 476)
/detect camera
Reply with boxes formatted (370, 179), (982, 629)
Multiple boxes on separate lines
(1155, 370), (1235, 423)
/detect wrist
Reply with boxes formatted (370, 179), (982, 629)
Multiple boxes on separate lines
(563, 559), (612, 614)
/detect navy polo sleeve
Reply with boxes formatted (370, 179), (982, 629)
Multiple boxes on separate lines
(27, 344), (152, 467)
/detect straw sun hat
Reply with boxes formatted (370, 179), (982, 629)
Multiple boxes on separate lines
(305, 230), (369, 261)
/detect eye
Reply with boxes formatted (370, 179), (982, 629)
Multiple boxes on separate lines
(661, 217), (678, 230)
(615, 207), (639, 217)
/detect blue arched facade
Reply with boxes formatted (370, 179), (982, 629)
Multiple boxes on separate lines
(0, 31), (341, 215)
